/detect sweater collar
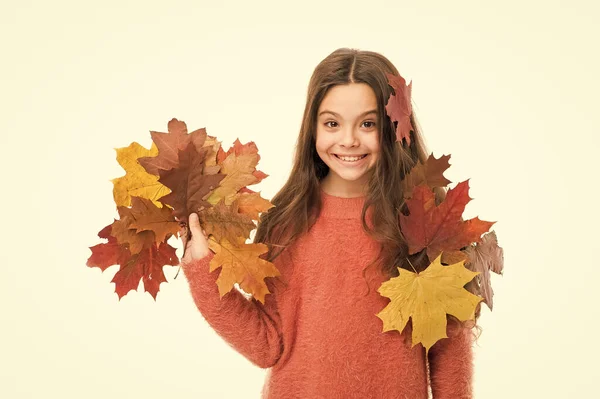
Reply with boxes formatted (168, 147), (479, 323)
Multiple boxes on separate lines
(319, 187), (367, 219)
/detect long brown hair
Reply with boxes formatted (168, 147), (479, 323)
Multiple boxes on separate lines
(253, 47), (481, 331)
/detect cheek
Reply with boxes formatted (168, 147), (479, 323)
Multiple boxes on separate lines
(315, 132), (333, 153)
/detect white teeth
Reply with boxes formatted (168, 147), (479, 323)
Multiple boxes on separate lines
(336, 154), (366, 162)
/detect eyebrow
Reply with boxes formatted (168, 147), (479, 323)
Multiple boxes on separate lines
(318, 109), (378, 118)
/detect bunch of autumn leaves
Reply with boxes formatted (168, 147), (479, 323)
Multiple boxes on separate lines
(86, 118), (279, 303)
(87, 72), (504, 353)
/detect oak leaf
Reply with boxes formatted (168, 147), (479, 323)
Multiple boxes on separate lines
(376, 253), (483, 354)
(207, 139), (268, 206)
(126, 196), (180, 244)
(138, 118), (209, 176)
(232, 191), (275, 220)
(110, 208), (155, 255)
(207, 237), (280, 304)
(463, 230), (504, 310)
(198, 199), (256, 244)
(111, 142), (171, 208)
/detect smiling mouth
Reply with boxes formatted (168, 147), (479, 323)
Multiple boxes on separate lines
(334, 154), (368, 160)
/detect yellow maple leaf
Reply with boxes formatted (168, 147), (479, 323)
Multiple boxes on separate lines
(376, 253), (483, 354)
(206, 152), (259, 206)
(208, 237), (280, 304)
(111, 142), (171, 208)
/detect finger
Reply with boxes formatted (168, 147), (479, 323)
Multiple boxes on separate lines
(188, 212), (203, 237)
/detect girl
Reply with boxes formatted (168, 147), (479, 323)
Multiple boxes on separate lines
(179, 48), (475, 399)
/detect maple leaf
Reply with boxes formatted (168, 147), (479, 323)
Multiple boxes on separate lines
(399, 180), (496, 262)
(126, 196), (180, 244)
(207, 237), (280, 304)
(87, 223), (131, 271)
(87, 224), (179, 300)
(198, 199), (256, 244)
(157, 141), (226, 220)
(111, 141), (171, 208)
(463, 230), (504, 310)
(401, 153), (453, 199)
(207, 139), (268, 206)
(376, 253), (483, 354)
(232, 190), (275, 220)
(110, 241), (179, 300)
(138, 118), (209, 176)
(385, 72), (414, 145)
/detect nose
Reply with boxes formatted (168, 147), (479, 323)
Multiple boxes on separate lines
(339, 127), (360, 147)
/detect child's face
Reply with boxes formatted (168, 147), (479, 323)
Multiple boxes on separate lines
(315, 83), (380, 195)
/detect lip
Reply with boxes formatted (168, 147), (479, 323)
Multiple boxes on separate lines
(333, 153), (369, 167)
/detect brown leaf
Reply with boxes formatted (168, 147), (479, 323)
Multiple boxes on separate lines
(127, 196), (180, 244)
(402, 153), (453, 199)
(463, 230), (504, 310)
(138, 118), (208, 176)
(157, 141), (226, 220)
(110, 208), (156, 255)
(198, 199), (256, 243)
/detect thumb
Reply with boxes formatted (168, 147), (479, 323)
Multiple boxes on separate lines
(188, 212), (203, 237)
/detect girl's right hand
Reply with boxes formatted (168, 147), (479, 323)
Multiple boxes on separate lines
(179, 212), (211, 264)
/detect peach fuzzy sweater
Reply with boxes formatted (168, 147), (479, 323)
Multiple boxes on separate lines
(181, 189), (474, 398)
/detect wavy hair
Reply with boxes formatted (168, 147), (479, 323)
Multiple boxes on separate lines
(253, 47), (481, 335)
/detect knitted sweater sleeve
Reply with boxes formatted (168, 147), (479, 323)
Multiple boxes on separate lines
(428, 319), (475, 399)
(181, 250), (284, 369)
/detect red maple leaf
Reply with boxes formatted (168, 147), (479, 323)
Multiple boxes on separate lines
(385, 72), (414, 145)
(87, 223), (131, 271)
(399, 180), (496, 262)
(110, 241), (179, 300)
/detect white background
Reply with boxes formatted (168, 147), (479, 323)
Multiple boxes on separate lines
(2, 0), (598, 397)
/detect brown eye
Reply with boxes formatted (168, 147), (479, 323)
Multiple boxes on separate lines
(363, 121), (376, 128)
(325, 121), (338, 128)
